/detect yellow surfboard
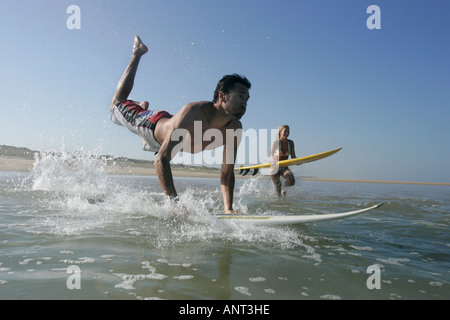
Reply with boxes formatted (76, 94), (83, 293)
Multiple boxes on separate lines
(235, 147), (342, 176)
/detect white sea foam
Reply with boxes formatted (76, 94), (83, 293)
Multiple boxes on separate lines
(320, 294), (341, 300)
(234, 286), (252, 296)
(429, 281), (443, 287)
(60, 257), (95, 264)
(376, 257), (410, 266)
(173, 275), (194, 280)
(114, 261), (167, 290)
(249, 277), (266, 282)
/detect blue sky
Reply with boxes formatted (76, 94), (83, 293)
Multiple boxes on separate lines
(0, 0), (449, 183)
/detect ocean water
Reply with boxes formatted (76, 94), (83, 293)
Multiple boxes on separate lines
(0, 151), (448, 300)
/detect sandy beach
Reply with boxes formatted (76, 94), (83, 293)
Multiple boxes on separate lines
(0, 157), (35, 172)
(1, 155), (449, 186)
(0, 156), (221, 179)
(104, 162), (222, 178)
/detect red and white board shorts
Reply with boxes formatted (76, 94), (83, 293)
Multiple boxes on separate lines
(111, 100), (172, 152)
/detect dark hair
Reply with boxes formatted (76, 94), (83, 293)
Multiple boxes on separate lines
(213, 74), (251, 103)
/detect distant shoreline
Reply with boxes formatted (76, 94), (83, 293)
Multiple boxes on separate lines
(1, 156), (449, 186)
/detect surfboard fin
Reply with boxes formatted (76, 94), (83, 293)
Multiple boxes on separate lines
(238, 168), (259, 176)
(239, 169), (250, 176)
(87, 197), (105, 204)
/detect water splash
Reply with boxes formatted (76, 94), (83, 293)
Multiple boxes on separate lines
(21, 147), (320, 260)
(30, 147), (109, 197)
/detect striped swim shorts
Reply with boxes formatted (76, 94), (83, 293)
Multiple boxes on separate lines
(110, 100), (172, 152)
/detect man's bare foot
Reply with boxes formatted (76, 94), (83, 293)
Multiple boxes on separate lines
(224, 209), (245, 215)
(133, 35), (148, 56)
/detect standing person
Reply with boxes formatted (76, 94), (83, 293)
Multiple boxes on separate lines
(270, 125), (296, 196)
(110, 35), (251, 214)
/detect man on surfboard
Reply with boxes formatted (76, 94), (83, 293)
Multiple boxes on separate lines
(110, 35), (251, 214)
(270, 125), (296, 196)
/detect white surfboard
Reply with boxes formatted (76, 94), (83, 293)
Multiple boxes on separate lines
(214, 203), (383, 225)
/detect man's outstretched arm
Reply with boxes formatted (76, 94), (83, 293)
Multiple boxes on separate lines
(221, 163), (243, 214)
(154, 134), (180, 199)
(221, 126), (243, 214)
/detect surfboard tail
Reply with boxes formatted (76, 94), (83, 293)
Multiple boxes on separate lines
(239, 169), (250, 176)
(239, 168), (259, 176)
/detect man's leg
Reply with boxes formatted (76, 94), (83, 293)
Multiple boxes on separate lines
(110, 35), (149, 112)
